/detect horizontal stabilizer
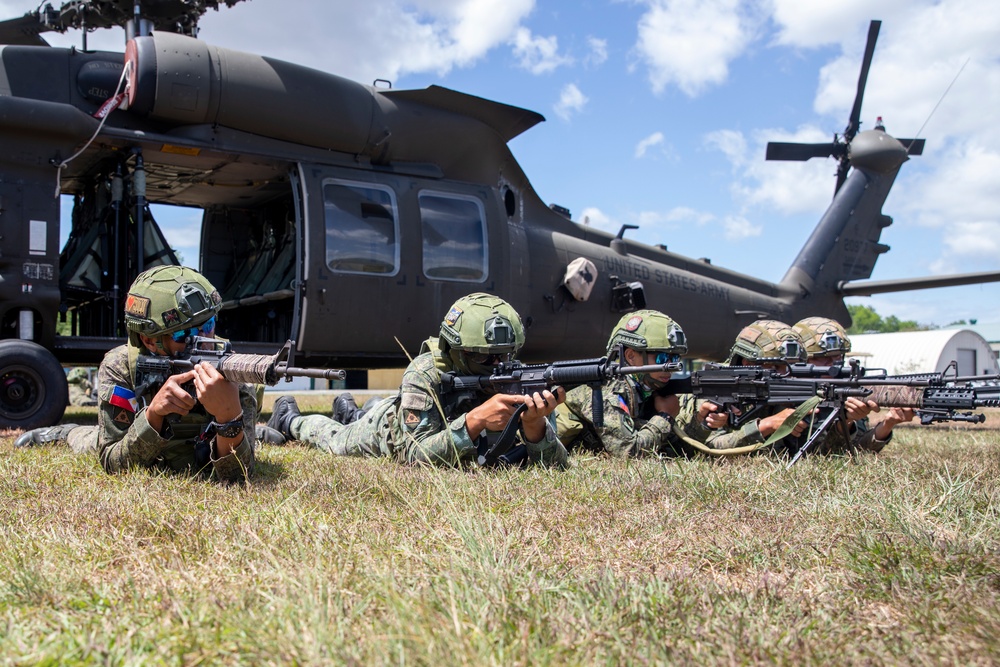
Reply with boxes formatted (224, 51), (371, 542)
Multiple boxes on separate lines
(382, 85), (544, 143)
(839, 270), (1000, 296)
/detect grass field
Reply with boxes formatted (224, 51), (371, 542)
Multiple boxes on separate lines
(1, 396), (998, 665)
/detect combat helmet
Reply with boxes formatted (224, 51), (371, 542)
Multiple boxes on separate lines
(606, 310), (687, 359)
(793, 317), (852, 359)
(439, 293), (524, 374)
(66, 367), (90, 384)
(124, 265), (222, 342)
(727, 319), (806, 365)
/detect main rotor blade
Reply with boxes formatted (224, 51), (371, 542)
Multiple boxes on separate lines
(845, 20), (881, 142)
(0, 13), (50, 46)
(896, 138), (925, 156)
(765, 142), (837, 161)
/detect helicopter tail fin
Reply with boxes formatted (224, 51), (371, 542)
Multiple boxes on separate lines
(779, 167), (898, 316)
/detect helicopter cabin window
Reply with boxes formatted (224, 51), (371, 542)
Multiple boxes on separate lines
(323, 180), (399, 275)
(418, 191), (487, 282)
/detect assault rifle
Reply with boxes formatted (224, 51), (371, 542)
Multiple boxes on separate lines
(660, 360), (999, 466)
(441, 356), (683, 466)
(135, 338), (346, 397)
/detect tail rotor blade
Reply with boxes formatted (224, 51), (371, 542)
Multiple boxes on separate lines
(765, 142), (837, 161)
(896, 138), (925, 156)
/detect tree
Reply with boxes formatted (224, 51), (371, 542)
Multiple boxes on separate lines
(846, 304), (924, 334)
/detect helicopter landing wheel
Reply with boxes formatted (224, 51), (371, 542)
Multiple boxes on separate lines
(0, 339), (68, 430)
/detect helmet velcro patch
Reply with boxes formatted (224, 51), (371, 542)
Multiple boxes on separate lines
(125, 294), (150, 319)
(625, 315), (643, 331)
(444, 306), (463, 327)
(162, 309), (181, 327)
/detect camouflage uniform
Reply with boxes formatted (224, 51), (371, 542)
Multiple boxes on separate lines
(293, 338), (567, 467)
(792, 317), (892, 455)
(685, 399), (886, 455)
(57, 345), (257, 480)
(558, 309), (711, 457)
(560, 378), (716, 457)
(677, 319), (891, 456)
(676, 320), (806, 455)
(19, 265), (256, 482)
(66, 367), (97, 406)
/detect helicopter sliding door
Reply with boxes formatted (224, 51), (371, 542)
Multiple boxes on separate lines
(296, 162), (508, 365)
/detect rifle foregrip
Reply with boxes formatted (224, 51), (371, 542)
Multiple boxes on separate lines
(865, 385), (926, 408)
(549, 364), (606, 386)
(215, 353), (277, 385)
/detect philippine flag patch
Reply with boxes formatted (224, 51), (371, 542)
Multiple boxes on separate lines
(109, 385), (138, 413)
(617, 395), (630, 416)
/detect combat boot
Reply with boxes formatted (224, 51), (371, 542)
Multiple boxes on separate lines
(14, 423), (80, 448)
(332, 393), (361, 424)
(267, 396), (301, 440)
(255, 424), (287, 446)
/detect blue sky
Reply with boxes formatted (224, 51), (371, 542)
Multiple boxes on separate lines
(20, 0), (999, 327)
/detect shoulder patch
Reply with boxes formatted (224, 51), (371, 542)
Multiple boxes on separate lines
(400, 391), (432, 411)
(114, 409), (133, 425)
(403, 410), (421, 428)
(625, 315), (642, 331)
(124, 294), (150, 318)
(108, 385), (138, 413)
(620, 412), (635, 433)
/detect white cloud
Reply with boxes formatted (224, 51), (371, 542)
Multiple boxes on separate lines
(553, 83), (588, 121)
(192, 0), (537, 85)
(579, 206), (617, 232)
(634, 0), (757, 96)
(705, 127), (834, 216)
(722, 215), (762, 240)
(634, 131), (665, 158)
(586, 36), (608, 66)
(510, 27), (573, 74)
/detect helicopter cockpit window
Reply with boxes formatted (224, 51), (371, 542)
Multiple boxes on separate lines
(418, 192), (487, 282)
(323, 180), (399, 275)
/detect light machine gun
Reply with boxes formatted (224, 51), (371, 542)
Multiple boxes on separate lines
(134, 338), (346, 398)
(661, 361), (999, 467)
(441, 356), (683, 466)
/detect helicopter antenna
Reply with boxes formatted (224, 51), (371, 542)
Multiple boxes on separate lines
(903, 56), (970, 154)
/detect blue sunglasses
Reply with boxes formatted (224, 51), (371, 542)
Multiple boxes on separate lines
(651, 352), (681, 365)
(170, 316), (216, 342)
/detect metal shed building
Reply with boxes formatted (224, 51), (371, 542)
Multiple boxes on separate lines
(849, 329), (1000, 377)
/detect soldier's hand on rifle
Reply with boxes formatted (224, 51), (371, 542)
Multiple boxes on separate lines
(872, 406), (916, 440)
(145, 370), (199, 432)
(191, 361), (242, 423)
(697, 400), (730, 429)
(843, 397), (876, 422)
(519, 387), (566, 443)
(654, 393), (680, 418)
(465, 387), (565, 443)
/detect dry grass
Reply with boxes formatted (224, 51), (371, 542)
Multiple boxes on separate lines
(1, 403), (998, 665)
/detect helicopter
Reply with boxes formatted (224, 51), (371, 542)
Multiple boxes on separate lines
(1, 2), (999, 430)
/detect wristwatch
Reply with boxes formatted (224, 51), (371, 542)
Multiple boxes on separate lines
(655, 411), (674, 422)
(210, 413), (244, 439)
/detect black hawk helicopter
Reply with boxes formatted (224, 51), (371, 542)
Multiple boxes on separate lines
(1, 2), (998, 429)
